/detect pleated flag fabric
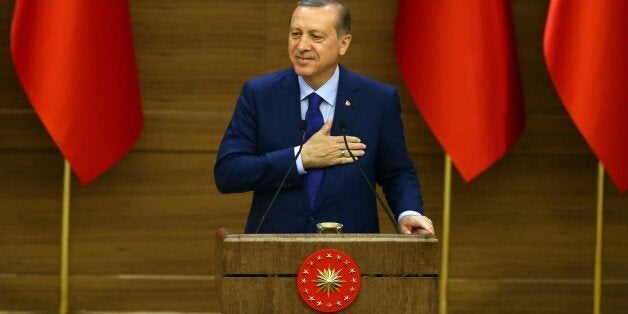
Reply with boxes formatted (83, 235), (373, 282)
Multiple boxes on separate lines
(544, 0), (628, 192)
(11, 0), (143, 185)
(395, 0), (525, 182)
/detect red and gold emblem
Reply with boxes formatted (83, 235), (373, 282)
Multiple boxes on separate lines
(297, 249), (361, 312)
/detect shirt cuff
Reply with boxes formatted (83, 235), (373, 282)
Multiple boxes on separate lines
(294, 146), (306, 175)
(397, 210), (422, 224)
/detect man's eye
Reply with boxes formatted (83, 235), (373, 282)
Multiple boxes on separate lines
(291, 32), (301, 38)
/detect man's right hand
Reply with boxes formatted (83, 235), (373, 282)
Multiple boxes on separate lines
(301, 120), (366, 169)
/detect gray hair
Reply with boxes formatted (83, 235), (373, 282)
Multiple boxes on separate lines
(297, 0), (351, 36)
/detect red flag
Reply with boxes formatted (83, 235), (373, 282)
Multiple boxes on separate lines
(544, 1), (628, 192)
(395, 0), (525, 182)
(10, 0), (143, 185)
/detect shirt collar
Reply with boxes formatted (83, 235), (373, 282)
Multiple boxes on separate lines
(298, 65), (339, 106)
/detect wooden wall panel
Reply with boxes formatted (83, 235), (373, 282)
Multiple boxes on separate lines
(68, 152), (248, 273)
(63, 151), (245, 310)
(449, 280), (592, 313)
(68, 275), (217, 312)
(0, 112), (55, 149)
(0, 0), (626, 312)
(603, 283), (628, 313)
(605, 182), (628, 278)
(0, 0), (28, 110)
(0, 151), (62, 311)
(0, 275), (58, 312)
(603, 180), (628, 312)
(132, 0), (268, 113)
(449, 154), (598, 279)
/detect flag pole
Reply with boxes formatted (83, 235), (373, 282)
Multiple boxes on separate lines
(59, 159), (71, 314)
(593, 162), (605, 314)
(439, 154), (452, 314)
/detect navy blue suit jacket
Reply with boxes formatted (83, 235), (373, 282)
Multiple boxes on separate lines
(214, 65), (423, 233)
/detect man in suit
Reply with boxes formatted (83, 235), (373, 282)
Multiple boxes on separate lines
(215, 0), (434, 235)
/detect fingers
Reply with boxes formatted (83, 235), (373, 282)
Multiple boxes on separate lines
(412, 228), (435, 236)
(317, 120), (333, 135)
(337, 135), (362, 144)
(399, 215), (435, 236)
(317, 120), (362, 144)
(302, 120), (368, 168)
(417, 216), (435, 235)
(317, 120), (366, 160)
(335, 141), (366, 163)
(336, 155), (358, 164)
(337, 140), (366, 151)
(400, 223), (413, 235)
(337, 148), (364, 160)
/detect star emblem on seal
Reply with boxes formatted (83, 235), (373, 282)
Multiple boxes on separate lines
(297, 249), (361, 312)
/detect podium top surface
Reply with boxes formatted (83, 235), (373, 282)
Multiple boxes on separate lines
(216, 228), (438, 243)
(215, 229), (439, 275)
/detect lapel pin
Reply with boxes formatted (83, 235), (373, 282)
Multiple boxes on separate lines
(345, 100), (351, 107)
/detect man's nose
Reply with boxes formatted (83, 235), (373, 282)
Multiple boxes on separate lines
(297, 37), (311, 51)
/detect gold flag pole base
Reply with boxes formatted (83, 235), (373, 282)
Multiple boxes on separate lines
(439, 154), (452, 314)
(59, 160), (71, 314)
(593, 162), (604, 314)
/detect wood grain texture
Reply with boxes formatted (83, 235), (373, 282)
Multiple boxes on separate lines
(131, 1), (268, 113)
(219, 233), (438, 275)
(603, 283), (628, 313)
(0, 151), (62, 310)
(68, 152), (246, 275)
(449, 279), (593, 313)
(216, 229), (439, 313)
(449, 154), (599, 279)
(0, 152), (63, 273)
(216, 232), (438, 313)
(0, 111), (55, 150)
(221, 277), (437, 314)
(0, 275), (59, 312)
(602, 178), (628, 313)
(0, 0), (29, 110)
(68, 275), (217, 312)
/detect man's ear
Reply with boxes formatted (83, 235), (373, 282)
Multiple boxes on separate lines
(339, 34), (352, 56)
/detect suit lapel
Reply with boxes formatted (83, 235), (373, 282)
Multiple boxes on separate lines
(277, 70), (302, 147)
(275, 69), (311, 214)
(314, 66), (360, 210)
(331, 66), (360, 137)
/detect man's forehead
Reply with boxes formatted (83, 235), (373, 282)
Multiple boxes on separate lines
(290, 5), (339, 28)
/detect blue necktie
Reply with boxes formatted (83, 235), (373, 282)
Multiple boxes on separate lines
(305, 93), (324, 211)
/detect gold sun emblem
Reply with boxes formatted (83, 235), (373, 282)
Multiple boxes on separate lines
(314, 267), (346, 296)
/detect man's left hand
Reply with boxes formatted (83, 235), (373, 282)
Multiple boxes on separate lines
(399, 215), (435, 236)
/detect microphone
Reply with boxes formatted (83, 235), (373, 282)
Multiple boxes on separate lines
(255, 120), (307, 233)
(338, 119), (401, 233)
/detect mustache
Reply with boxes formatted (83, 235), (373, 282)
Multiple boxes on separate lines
(294, 52), (316, 60)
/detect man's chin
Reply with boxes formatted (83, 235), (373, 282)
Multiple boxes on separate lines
(293, 65), (313, 77)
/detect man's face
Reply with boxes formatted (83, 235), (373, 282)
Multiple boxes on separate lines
(288, 5), (351, 89)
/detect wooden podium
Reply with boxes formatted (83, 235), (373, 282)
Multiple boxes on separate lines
(215, 229), (439, 313)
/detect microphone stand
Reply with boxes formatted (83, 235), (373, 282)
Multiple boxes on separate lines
(254, 120), (307, 233)
(339, 120), (400, 233)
